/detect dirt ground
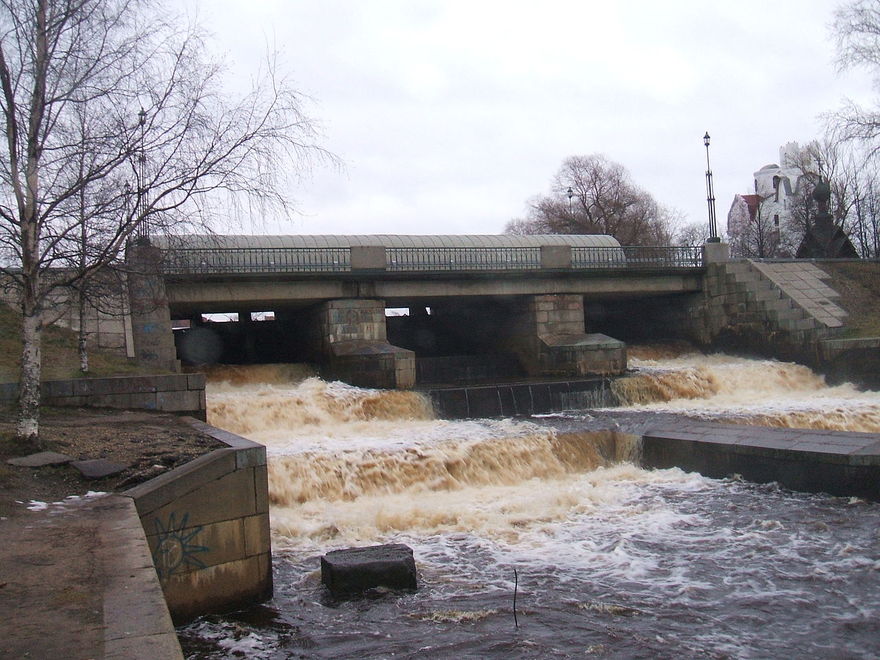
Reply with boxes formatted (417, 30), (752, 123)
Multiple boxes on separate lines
(0, 406), (224, 519)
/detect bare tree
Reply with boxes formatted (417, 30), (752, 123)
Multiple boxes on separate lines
(778, 140), (860, 255)
(729, 196), (789, 259)
(0, 0), (332, 445)
(850, 157), (880, 256)
(829, 0), (880, 154)
(506, 154), (677, 246)
(673, 221), (711, 248)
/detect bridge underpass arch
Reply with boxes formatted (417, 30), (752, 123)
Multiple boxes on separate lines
(168, 290), (630, 389)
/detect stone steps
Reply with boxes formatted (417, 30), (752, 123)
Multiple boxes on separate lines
(720, 261), (829, 337)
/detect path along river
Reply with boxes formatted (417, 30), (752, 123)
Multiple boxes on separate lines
(179, 348), (880, 659)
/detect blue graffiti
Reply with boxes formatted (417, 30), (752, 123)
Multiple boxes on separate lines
(152, 511), (209, 579)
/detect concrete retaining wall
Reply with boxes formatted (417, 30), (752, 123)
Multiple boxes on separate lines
(124, 419), (272, 623)
(0, 373), (206, 420)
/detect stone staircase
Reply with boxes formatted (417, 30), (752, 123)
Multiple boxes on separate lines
(715, 260), (847, 344)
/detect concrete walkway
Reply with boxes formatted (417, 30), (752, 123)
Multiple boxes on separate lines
(0, 494), (182, 659)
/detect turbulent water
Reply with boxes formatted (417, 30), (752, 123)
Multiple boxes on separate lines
(179, 350), (880, 659)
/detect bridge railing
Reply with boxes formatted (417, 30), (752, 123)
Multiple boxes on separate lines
(159, 244), (703, 275)
(161, 246), (351, 274)
(619, 245), (703, 268)
(387, 246), (542, 271)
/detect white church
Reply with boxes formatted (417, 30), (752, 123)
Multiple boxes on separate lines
(727, 142), (816, 256)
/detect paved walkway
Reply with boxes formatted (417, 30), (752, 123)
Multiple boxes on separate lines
(0, 494), (182, 659)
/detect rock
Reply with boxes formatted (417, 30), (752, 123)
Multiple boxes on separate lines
(69, 459), (129, 480)
(7, 452), (73, 467)
(321, 543), (417, 597)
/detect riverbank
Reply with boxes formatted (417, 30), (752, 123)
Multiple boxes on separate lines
(0, 407), (222, 519)
(0, 409), (222, 659)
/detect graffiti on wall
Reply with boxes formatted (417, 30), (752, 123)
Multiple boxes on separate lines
(151, 511), (209, 580)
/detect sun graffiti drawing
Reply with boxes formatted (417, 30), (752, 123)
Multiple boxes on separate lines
(152, 512), (210, 579)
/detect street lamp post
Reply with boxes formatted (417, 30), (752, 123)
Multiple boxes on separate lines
(703, 132), (720, 243)
(135, 108), (148, 240)
(567, 187), (574, 215)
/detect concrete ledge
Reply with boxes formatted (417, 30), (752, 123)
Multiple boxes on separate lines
(0, 374), (206, 420)
(641, 422), (880, 500)
(98, 496), (183, 659)
(124, 419), (272, 623)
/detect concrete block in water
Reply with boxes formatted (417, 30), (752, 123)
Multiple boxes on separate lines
(321, 544), (417, 596)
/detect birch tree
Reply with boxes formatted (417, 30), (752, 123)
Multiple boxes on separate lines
(0, 0), (330, 445)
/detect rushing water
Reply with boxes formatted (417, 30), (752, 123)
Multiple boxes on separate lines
(179, 350), (880, 659)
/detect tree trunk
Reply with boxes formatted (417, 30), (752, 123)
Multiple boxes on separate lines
(78, 288), (89, 374)
(17, 307), (43, 448)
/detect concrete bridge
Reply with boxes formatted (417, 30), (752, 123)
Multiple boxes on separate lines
(126, 234), (720, 388)
(126, 234), (863, 389)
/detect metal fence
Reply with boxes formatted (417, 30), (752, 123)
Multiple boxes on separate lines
(161, 247), (351, 274)
(620, 245), (703, 268)
(160, 244), (703, 275)
(387, 246), (542, 271)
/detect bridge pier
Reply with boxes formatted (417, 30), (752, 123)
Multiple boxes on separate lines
(306, 299), (415, 389)
(505, 294), (626, 377)
(431, 294), (626, 378)
(126, 242), (179, 372)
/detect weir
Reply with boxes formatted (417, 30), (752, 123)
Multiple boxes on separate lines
(178, 349), (880, 656)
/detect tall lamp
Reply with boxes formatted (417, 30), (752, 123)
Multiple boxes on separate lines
(703, 132), (720, 243)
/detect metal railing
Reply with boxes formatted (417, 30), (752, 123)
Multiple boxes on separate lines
(387, 246), (541, 271)
(160, 244), (703, 275)
(161, 247), (350, 274)
(620, 245), (703, 268)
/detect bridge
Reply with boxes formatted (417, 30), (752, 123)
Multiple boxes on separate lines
(125, 234), (725, 389)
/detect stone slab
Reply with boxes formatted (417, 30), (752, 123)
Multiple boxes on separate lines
(321, 543), (418, 597)
(642, 421), (880, 500)
(70, 458), (130, 479)
(7, 451), (73, 467)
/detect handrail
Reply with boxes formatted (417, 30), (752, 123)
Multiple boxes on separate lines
(159, 245), (703, 275)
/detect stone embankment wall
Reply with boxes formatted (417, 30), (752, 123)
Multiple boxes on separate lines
(0, 270), (134, 358)
(0, 373), (206, 420)
(124, 419), (272, 623)
(645, 259), (861, 370)
(687, 260), (843, 361)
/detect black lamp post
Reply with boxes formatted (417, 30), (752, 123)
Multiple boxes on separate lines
(704, 132), (720, 243)
(567, 187), (574, 215)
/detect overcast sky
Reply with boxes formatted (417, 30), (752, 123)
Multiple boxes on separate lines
(193, 0), (877, 238)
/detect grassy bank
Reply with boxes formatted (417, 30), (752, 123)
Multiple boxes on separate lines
(818, 261), (880, 338)
(0, 301), (163, 383)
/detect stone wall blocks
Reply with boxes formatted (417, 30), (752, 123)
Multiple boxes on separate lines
(254, 464), (269, 513)
(146, 517), (247, 577)
(160, 554), (271, 624)
(156, 389), (201, 413)
(243, 513), (271, 558)
(143, 467), (258, 532)
(186, 373), (207, 390)
(126, 448), (238, 516)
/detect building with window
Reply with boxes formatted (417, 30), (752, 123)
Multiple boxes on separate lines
(727, 142), (814, 257)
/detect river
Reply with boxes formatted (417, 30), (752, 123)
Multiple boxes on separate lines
(178, 348), (880, 659)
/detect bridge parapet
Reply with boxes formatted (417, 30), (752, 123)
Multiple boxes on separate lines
(158, 243), (703, 276)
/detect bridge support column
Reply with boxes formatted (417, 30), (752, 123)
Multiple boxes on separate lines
(126, 242), (179, 372)
(309, 299), (415, 389)
(504, 294), (626, 377)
